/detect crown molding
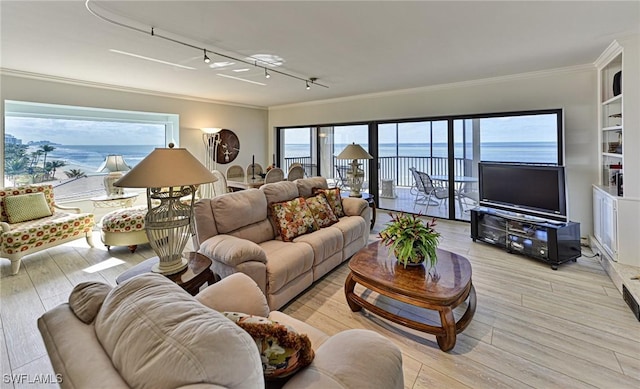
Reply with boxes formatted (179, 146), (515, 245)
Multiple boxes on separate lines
(0, 68), (268, 111)
(594, 41), (623, 69)
(270, 63), (595, 110)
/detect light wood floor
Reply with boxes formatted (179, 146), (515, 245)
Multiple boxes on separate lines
(1, 213), (639, 388)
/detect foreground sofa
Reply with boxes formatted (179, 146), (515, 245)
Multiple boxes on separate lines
(194, 177), (370, 310)
(38, 272), (404, 389)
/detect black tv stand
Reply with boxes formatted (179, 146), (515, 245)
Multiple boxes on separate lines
(470, 207), (581, 270)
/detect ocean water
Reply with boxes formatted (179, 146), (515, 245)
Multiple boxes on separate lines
(32, 141), (557, 177)
(39, 144), (162, 174)
(286, 142), (558, 164)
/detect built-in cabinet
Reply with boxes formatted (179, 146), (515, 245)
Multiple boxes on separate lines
(592, 37), (640, 268)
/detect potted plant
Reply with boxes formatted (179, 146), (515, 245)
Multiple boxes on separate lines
(378, 212), (440, 270)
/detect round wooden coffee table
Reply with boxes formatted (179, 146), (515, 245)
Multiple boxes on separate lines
(116, 252), (219, 296)
(345, 241), (476, 351)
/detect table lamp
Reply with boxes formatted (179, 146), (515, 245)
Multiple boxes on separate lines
(97, 155), (131, 196)
(336, 142), (373, 197)
(114, 144), (217, 275)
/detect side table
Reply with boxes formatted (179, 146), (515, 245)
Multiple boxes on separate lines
(91, 193), (139, 209)
(342, 192), (376, 230)
(116, 252), (219, 296)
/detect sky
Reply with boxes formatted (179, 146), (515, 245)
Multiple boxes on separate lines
(5, 117), (165, 145)
(284, 113), (559, 144)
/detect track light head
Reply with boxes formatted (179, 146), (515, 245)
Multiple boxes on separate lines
(306, 81), (311, 90)
(265, 68), (271, 79)
(203, 49), (211, 64)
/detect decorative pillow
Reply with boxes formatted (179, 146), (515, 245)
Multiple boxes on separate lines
(313, 187), (345, 218)
(68, 281), (113, 324)
(3, 192), (53, 223)
(271, 197), (317, 242)
(223, 312), (314, 380)
(305, 193), (338, 228)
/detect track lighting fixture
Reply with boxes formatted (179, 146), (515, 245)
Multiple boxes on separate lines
(85, 0), (328, 89)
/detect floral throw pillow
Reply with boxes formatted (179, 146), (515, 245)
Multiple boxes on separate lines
(305, 193), (338, 228)
(271, 197), (318, 242)
(223, 312), (314, 380)
(313, 187), (345, 218)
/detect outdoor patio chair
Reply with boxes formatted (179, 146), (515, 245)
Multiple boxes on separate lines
(409, 167), (448, 213)
(335, 165), (351, 190)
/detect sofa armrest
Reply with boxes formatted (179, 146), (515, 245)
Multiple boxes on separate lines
(53, 203), (81, 214)
(38, 304), (129, 389)
(0, 222), (10, 232)
(199, 235), (267, 267)
(196, 273), (270, 317)
(341, 197), (367, 217)
(283, 329), (403, 389)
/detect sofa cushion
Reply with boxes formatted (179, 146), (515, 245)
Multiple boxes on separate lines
(295, 177), (328, 198)
(0, 185), (55, 223)
(3, 192), (53, 223)
(271, 197), (317, 242)
(94, 273), (263, 389)
(305, 193), (338, 228)
(313, 188), (345, 217)
(68, 281), (113, 324)
(223, 312), (314, 380)
(260, 240), (314, 293)
(210, 189), (268, 234)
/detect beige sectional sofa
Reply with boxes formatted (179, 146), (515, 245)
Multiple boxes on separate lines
(38, 272), (404, 389)
(194, 177), (370, 310)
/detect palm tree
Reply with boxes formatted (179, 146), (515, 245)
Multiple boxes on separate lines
(45, 160), (66, 180)
(64, 169), (87, 178)
(30, 150), (43, 167)
(39, 144), (55, 171)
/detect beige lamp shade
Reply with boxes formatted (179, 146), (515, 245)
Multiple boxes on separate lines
(97, 155), (131, 173)
(114, 145), (217, 188)
(336, 142), (373, 160)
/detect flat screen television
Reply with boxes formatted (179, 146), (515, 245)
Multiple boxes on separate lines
(478, 162), (567, 221)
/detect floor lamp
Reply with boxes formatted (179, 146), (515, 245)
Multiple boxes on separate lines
(336, 142), (373, 197)
(114, 144), (217, 275)
(201, 128), (222, 199)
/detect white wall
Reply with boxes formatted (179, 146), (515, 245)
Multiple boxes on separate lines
(0, 74), (269, 172)
(269, 67), (598, 235)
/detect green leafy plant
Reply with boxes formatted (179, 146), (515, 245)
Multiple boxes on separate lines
(378, 212), (440, 268)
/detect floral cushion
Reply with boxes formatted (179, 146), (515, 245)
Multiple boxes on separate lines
(101, 206), (147, 233)
(271, 197), (317, 242)
(305, 193), (338, 228)
(223, 312), (314, 380)
(0, 212), (95, 256)
(313, 187), (344, 218)
(0, 185), (55, 223)
(3, 192), (53, 223)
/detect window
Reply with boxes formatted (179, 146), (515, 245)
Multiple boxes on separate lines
(279, 109), (563, 222)
(3, 101), (176, 201)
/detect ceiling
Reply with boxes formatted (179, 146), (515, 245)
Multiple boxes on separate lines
(1, 1), (639, 108)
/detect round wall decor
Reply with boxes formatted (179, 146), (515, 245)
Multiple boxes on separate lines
(207, 129), (240, 164)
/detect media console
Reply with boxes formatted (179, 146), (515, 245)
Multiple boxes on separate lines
(470, 207), (581, 270)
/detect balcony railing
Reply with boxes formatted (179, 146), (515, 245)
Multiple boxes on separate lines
(284, 156), (468, 187)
